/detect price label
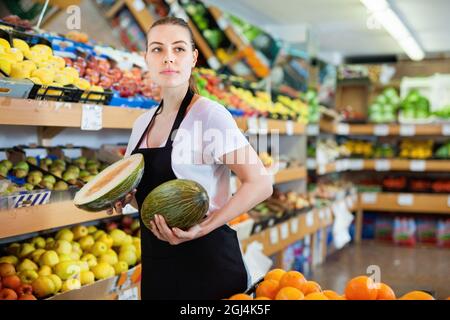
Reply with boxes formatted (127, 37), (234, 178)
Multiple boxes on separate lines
(336, 159), (348, 172)
(318, 165), (326, 175)
(397, 194), (414, 206)
(307, 124), (319, 136)
(318, 209), (325, 220)
(24, 148), (48, 158)
(0, 151), (7, 160)
(362, 192), (378, 204)
(81, 104), (102, 131)
(267, 218), (276, 227)
(62, 148), (81, 159)
(286, 120), (294, 136)
(306, 211), (314, 227)
(290, 218), (299, 234)
(280, 223), (289, 240)
(133, 0), (145, 11)
(348, 159), (364, 170)
(400, 124), (415, 136)
(254, 224), (262, 234)
(269, 227), (279, 244)
(410, 160), (426, 172)
(336, 123), (350, 135)
(258, 117), (268, 134)
(207, 56), (221, 70)
(374, 124), (389, 136)
(247, 117), (259, 134)
(230, 176), (238, 194)
(375, 159), (391, 171)
(118, 287), (139, 300)
(306, 158), (316, 169)
(216, 17), (229, 30)
(442, 124), (450, 136)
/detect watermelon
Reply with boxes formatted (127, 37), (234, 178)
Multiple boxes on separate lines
(141, 179), (209, 230)
(73, 154), (144, 212)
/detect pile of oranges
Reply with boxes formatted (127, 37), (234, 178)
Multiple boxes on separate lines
(228, 269), (442, 300)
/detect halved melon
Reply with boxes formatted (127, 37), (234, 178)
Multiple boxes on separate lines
(74, 154), (144, 212)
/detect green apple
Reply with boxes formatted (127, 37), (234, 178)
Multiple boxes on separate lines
(113, 261), (129, 275)
(38, 265), (53, 276)
(81, 253), (97, 268)
(98, 252), (118, 266)
(87, 225), (97, 234)
(53, 261), (81, 280)
(109, 229), (127, 247)
(17, 258), (39, 272)
(69, 252), (80, 261)
(97, 234), (114, 248)
(31, 237), (46, 249)
(119, 250), (137, 267)
(58, 253), (72, 262)
(71, 242), (82, 255)
(61, 278), (81, 292)
(90, 241), (108, 257)
(54, 239), (72, 255)
(71, 225), (88, 240)
(78, 235), (95, 251)
(0, 256), (19, 266)
(30, 249), (46, 264)
(80, 271), (95, 285)
(19, 269), (39, 284)
(76, 261), (89, 273)
(19, 243), (35, 258)
(93, 230), (106, 240)
(55, 228), (74, 242)
(48, 274), (62, 294)
(120, 244), (136, 254)
(91, 262), (115, 280)
(32, 276), (56, 298)
(39, 250), (60, 268)
(122, 235), (133, 246)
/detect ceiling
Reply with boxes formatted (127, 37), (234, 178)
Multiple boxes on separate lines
(204, 0), (450, 62)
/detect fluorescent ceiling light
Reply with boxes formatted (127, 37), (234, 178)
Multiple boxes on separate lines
(360, 0), (424, 61)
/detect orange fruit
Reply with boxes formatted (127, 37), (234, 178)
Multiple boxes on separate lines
(265, 268), (286, 282)
(275, 287), (304, 300)
(376, 283), (396, 300)
(323, 290), (344, 300)
(255, 279), (280, 300)
(279, 271), (306, 291)
(345, 276), (378, 300)
(254, 296), (271, 300)
(301, 281), (322, 295)
(304, 292), (329, 300)
(399, 291), (434, 300)
(229, 293), (253, 300)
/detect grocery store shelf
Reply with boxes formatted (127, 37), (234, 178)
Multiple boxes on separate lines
(317, 158), (450, 175)
(321, 120), (450, 136)
(274, 166), (307, 183)
(105, 0), (125, 18)
(358, 192), (450, 214)
(0, 200), (120, 239)
(124, 0), (153, 31)
(208, 6), (247, 50)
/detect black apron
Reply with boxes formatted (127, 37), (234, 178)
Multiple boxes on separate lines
(131, 89), (248, 300)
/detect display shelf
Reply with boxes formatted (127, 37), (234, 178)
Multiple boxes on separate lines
(124, 0), (154, 32)
(105, 0), (126, 18)
(273, 166), (307, 184)
(317, 158), (450, 175)
(0, 200), (129, 240)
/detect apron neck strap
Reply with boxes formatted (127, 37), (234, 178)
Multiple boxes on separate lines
(165, 88), (194, 147)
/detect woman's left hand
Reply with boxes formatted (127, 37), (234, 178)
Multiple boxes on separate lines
(150, 214), (213, 245)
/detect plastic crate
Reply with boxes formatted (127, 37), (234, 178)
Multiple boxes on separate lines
(0, 78), (34, 99)
(28, 83), (81, 102)
(78, 88), (113, 105)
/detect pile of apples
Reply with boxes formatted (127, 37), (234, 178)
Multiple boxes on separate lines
(0, 216), (141, 300)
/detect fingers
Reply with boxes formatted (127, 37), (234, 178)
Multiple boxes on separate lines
(114, 201), (123, 214)
(106, 207), (114, 215)
(154, 215), (179, 244)
(149, 220), (165, 241)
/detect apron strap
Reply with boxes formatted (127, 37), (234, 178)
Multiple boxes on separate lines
(165, 88), (194, 148)
(132, 100), (164, 153)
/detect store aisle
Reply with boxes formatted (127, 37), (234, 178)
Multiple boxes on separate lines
(311, 241), (450, 299)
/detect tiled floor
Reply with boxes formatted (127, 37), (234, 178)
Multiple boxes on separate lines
(311, 240), (450, 299)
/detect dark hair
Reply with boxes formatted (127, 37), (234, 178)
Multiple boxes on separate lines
(148, 17), (198, 93)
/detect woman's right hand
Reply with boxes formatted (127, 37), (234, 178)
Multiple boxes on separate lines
(106, 189), (137, 215)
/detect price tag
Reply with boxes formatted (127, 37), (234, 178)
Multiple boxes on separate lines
(306, 211), (314, 227)
(269, 227), (279, 244)
(258, 117), (268, 134)
(118, 287), (139, 300)
(216, 17), (229, 30)
(362, 192), (377, 204)
(24, 148), (48, 158)
(375, 159), (391, 171)
(81, 104), (102, 131)
(290, 218), (299, 234)
(280, 223), (289, 240)
(254, 224), (262, 234)
(400, 124), (415, 136)
(374, 124), (389, 136)
(0, 151), (7, 160)
(336, 123), (350, 135)
(133, 0), (145, 11)
(286, 120), (294, 136)
(318, 209), (325, 220)
(230, 176), (238, 194)
(306, 158), (316, 169)
(267, 218), (276, 227)
(410, 160), (426, 172)
(247, 117), (259, 134)
(318, 165), (326, 175)
(336, 159), (348, 172)
(207, 57), (221, 70)
(348, 159), (364, 170)
(307, 124), (319, 136)
(62, 148), (82, 159)
(442, 124), (450, 136)
(397, 194), (414, 206)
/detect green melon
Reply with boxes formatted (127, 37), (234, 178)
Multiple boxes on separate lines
(141, 179), (209, 230)
(73, 154), (144, 212)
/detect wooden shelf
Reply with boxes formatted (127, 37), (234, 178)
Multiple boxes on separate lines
(208, 6), (246, 50)
(124, 0), (153, 32)
(0, 200), (121, 239)
(274, 166), (307, 183)
(358, 192), (450, 214)
(105, 0), (125, 18)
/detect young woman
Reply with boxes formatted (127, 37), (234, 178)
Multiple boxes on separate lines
(114, 17), (273, 300)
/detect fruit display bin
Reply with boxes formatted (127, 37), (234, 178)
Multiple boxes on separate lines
(28, 83), (82, 102)
(77, 88), (113, 105)
(0, 187), (52, 209)
(108, 91), (159, 109)
(0, 78), (34, 99)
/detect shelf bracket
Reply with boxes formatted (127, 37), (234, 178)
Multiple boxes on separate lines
(37, 126), (65, 146)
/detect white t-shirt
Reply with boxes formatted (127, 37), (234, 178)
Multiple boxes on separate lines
(125, 96), (250, 213)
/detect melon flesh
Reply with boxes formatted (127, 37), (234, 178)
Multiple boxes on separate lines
(74, 154), (144, 212)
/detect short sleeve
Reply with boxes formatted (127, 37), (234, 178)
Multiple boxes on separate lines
(204, 104), (249, 163)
